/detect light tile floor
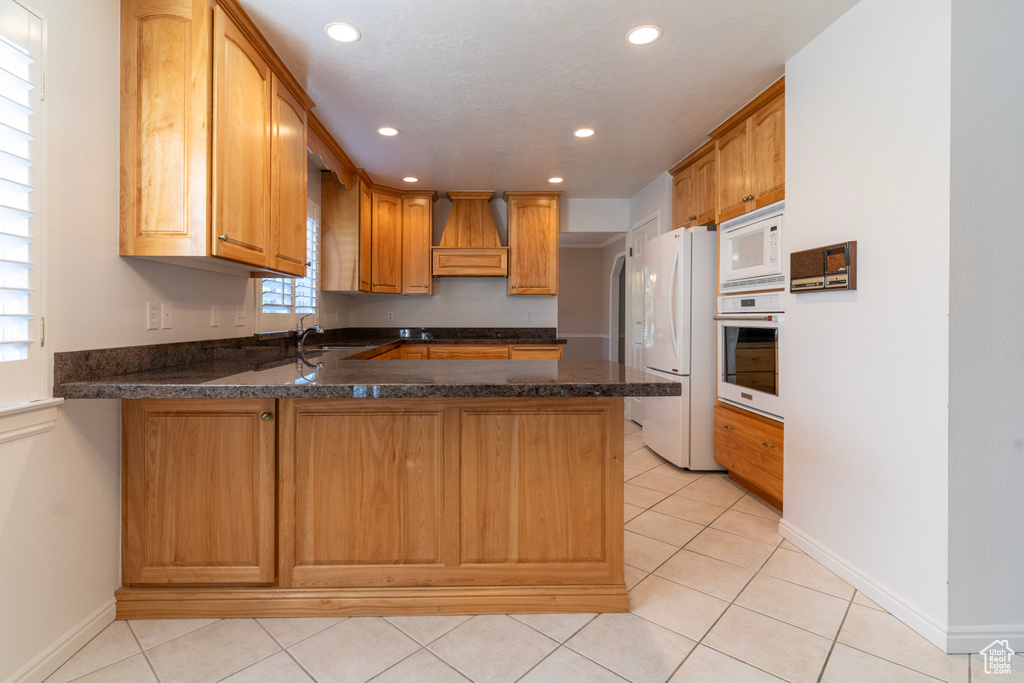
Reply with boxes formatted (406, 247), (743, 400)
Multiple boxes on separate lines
(46, 419), (995, 683)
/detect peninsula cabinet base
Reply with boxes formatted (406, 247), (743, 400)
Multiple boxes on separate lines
(114, 584), (628, 619)
(120, 396), (626, 618)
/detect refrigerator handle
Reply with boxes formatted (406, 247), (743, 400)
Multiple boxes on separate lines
(669, 247), (680, 361)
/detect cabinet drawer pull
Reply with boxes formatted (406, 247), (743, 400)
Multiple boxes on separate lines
(511, 285), (517, 289)
(260, 412), (273, 422)
(761, 442), (775, 449)
(722, 424), (734, 431)
(361, 280), (369, 284)
(217, 233), (229, 241)
(306, 261), (311, 267)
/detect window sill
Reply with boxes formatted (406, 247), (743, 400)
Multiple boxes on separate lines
(0, 397), (64, 445)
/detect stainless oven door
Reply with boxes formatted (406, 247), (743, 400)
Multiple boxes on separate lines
(716, 315), (784, 419)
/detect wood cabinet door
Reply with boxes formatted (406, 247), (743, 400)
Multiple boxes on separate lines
(211, 6), (272, 267)
(402, 195), (433, 294)
(120, 0), (211, 258)
(122, 399), (276, 585)
(716, 120), (751, 223)
(400, 344), (431, 359)
(672, 165), (695, 229)
(359, 179), (373, 292)
(713, 404), (783, 506)
(269, 74), (307, 276)
(371, 190), (402, 293)
(279, 400), (448, 587)
(508, 195), (559, 295)
(694, 151), (717, 226)
(751, 92), (785, 208)
(509, 345), (562, 359)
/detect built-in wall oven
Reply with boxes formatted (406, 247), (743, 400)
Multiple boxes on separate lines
(716, 292), (784, 419)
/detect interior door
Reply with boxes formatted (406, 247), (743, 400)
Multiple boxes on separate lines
(626, 215), (660, 423)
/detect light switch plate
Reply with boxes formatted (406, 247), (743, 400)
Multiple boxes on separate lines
(235, 305), (246, 327)
(210, 305), (220, 327)
(161, 303), (172, 329)
(146, 302), (159, 330)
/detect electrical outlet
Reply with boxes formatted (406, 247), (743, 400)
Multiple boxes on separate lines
(235, 305), (246, 327)
(210, 305), (220, 327)
(386, 311), (394, 322)
(146, 302), (159, 330)
(527, 311), (535, 322)
(161, 303), (172, 329)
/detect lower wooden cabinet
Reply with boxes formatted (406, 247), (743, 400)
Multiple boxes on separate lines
(427, 345), (510, 360)
(121, 399), (277, 585)
(399, 344), (430, 360)
(509, 344), (562, 359)
(277, 398), (623, 588)
(713, 402), (783, 509)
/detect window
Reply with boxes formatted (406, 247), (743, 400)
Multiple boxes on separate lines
(258, 200), (318, 330)
(0, 0), (43, 409)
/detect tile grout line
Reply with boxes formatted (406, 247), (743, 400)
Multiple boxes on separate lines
(363, 646), (432, 682)
(833, 641), (962, 682)
(252, 618), (321, 682)
(814, 591), (855, 683)
(512, 614), (637, 683)
(125, 621), (163, 683)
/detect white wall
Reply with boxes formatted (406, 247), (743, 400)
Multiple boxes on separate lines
(345, 197), (557, 328)
(562, 198), (629, 233)
(947, 0), (1024, 653)
(0, 1), (268, 679)
(783, 0), (952, 648)
(628, 172), (672, 232)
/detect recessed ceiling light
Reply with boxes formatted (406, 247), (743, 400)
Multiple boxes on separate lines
(626, 25), (662, 45)
(549, 177), (564, 184)
(377, 127), (399, 136)
(574, 128), (595, 138)
(324, 22), (361, 43)
(403, 177), (418, 183)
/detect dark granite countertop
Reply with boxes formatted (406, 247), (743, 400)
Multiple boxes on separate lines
(54, 349), (680, 399)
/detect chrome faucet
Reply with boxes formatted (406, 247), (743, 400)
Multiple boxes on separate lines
(296, 313), (322, 351)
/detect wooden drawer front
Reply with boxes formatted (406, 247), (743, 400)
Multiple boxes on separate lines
(122, 399), (276, 585)
(714, 405), (783, 501)
(431, 248), (508, 277)
(429, 345), (510, 360)
(509, 345), (562, 360)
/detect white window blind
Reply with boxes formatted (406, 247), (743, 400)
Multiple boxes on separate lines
(260, 201), (319, 327)
(0, 0), (42, 408)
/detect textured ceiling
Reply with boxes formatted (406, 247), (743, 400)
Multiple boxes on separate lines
(240, 0), (858, 198)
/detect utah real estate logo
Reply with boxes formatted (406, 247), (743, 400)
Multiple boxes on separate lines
(980, 640), (1015, 675)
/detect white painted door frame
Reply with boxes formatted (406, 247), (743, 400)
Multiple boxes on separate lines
(607, 251), (626, 364)
(625, 211), (662, 422)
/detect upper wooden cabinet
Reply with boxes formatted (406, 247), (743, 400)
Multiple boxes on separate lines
(671, 144), (716, 229)
(120, 0), (313, 277)
(713, 80), (785, 224)
(320, 172), (371, 293)
(370, 189), (403, 294)
(505, 191), (561, 296)
(402, 192), (437, 295)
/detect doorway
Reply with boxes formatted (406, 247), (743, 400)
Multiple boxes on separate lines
(608, 253), (626, 363)
(625, 213), (661, 423)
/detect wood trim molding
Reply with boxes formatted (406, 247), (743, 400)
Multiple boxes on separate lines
(708, 76), (785, 139)
(669, 139), (716, 176)
(115, 584), (629, 619)
(215, 0), (314, 110)
(307, 113), (361, 189)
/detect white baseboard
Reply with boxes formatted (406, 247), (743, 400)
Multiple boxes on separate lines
(946, 625), (1024, 655)
(5, 599), (116, 683)
(778, 520), (949, 651)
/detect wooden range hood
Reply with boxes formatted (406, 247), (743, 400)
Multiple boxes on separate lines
(431, 192), (508, 277)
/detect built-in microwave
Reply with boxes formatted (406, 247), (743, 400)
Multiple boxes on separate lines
(719, 200), (785, 294)
(716, 292), (784, 420)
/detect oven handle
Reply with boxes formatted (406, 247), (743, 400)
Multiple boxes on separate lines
(714, 315), (782, 321)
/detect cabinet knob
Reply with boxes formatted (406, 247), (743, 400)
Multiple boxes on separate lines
(217, 233), (229, 241)
(690, 215), (697, 221)
(260, 412), (273, 422)
(511, 285), (517, 289)
(722, 424), (734, 431)
(306, 261), (311, 267)
(361, 280), (369, 284)
(761, 442), (775, 449)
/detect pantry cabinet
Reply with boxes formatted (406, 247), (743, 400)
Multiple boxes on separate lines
(714, 83), (785, 224)
(505, 191), (562, 296)
(120, 0), (313, 277)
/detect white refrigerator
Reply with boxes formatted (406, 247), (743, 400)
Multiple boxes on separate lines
(639, 228), (721, 470)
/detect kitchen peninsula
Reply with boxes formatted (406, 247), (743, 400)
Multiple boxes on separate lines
(54, 333), (677, 620)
